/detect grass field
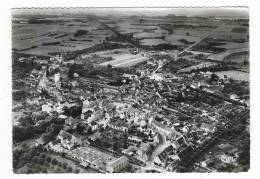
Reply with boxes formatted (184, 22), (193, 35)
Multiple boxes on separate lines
(214, 70), (249, 81)
(207, 48), (249, 61)
(141, 39), (169, 46)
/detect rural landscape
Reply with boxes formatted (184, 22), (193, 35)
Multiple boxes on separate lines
(12, 8), (249, 173)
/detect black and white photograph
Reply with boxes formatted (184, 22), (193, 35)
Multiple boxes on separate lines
(10, 7), (250, 174)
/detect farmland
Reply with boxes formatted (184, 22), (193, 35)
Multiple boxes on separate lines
(12, 20), (115, 56)
(214, 70), (249, 81)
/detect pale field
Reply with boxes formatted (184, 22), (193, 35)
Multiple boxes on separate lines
(214, 70), (249, 82)
(165, 34), (202, 46)
(140, 39), (169, 46)
(178, 61), (217, 73)
(216, 42), (249, 49)
(207, 48), (249, 61)
(133, 32), (162, 39)
(93, 48), (149, 67)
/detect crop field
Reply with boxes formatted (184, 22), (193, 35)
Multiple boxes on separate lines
(209, 24), (249, 41)
(12, 20), (114, 55)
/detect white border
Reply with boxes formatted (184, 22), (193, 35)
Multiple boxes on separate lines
(0, 1), (259, 179)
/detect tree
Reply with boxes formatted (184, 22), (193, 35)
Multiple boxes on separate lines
(161, 35), (166, 40)
(51, 158), (57, 165)
(186, 32), (190, 36)
(62, 162), (68, 169)
(45, 156), (52, 163)
(67, 166), (72, 172)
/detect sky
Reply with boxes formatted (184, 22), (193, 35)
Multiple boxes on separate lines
(12, 7), (249, 18)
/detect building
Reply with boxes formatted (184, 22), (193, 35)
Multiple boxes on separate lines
(106, 156), (129, 173)
(57, 130), (78, 150)
(152, 121), (174, 138)
(54, 72), (60, 83)
(107, 117), (129, 132)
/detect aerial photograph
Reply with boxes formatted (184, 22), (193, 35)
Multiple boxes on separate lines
(12, 7), (250, 173)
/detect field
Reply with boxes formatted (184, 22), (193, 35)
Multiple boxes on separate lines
(207, 48), (249, 61)
(12, 20), (115, 56)
(214, 70), (249, 82)
(141, 39), (169, 46)
(209, 24), (249, 41)
(84, 48), (149, 67)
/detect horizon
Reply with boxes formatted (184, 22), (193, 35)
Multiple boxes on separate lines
(12, 7), (249, 18)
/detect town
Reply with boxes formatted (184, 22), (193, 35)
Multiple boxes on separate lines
(12, 8), (250, 173)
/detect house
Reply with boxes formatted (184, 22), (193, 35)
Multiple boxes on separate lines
(152, 121), (174, 139)
(65, 117), (79, 126)
(57, 130), (79, 150)
(122, 146), (137, 156)
(200, 123), (215, 133)
(107, 117), (129, 132)
(106, 156), (129, 173)
(154, 152), (167, 167)
(201, 159), (213, 167)
(47, 139), (64, 153)
(230, 94), (240, 101)
(149, 73), (164, 81)
(136, 143), (152, 162)
(90, 121), (98, 131)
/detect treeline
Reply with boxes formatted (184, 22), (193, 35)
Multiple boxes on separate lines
(55, 34), (68, 39)
(142, 44), (178, 51)
(69, 38), (92, 42)
(191, 44), (226, 53)
(42, 42), (61, 46)
(74, 30), (89, 37)
(163, 57), (197, 73)
(178, 39), (195, 45)
(67, 63), (135, 80)
(190, 63), (237, 73)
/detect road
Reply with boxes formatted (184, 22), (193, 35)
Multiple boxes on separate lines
(140, 133), (171, 172)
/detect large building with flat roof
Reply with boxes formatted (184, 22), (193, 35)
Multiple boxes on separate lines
(106, 156), (129, 173)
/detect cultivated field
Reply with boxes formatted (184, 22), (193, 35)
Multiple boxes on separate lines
(12, 20), (115, 56)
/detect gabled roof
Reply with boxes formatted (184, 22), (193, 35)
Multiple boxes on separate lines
(58, 130), (73, 140)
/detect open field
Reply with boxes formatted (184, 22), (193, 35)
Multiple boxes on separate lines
(207, 48), (249, 61)
(178, 61), (216, 73)
(141, 39), (169, 46)
(12, 21), (114, 55)
(209, 24), (249, 41)
(214, 70), (249, 81)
